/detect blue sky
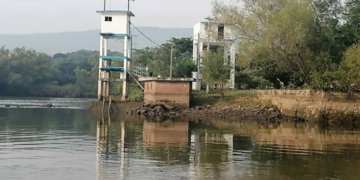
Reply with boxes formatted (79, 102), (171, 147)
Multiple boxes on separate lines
(0, 0), (222, 34)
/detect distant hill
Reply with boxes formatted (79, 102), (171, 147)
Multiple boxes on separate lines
(0, 27), (193, 55)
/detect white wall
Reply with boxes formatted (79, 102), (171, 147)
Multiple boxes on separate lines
(100, 13), (129, 34)
(193, 23), (201, 42)
(195, 22), (236, 40)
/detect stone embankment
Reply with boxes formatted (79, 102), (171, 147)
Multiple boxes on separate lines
(255, 90), (360, 122)
(127, 103), (304, 122)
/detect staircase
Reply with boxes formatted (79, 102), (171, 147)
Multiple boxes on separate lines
(130, 65), (149, 78)
(129, 65), (149, 90)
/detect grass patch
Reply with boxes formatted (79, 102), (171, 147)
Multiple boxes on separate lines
(128, 88), (144, 102)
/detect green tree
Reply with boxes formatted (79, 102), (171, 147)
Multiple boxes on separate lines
(311, 41), (360, 92)
(202, 49), (230, 97)
(213, 0), (315, 87)
(74, 68), (97, 97)
(339, 41), (360, 92)
(134, 37), (195, 78)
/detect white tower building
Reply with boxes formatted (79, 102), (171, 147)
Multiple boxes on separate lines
(97, 10), (134, 101)
(192, 22), (239, 90)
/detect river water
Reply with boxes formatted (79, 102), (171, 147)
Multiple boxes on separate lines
(1, 99), (360, 180)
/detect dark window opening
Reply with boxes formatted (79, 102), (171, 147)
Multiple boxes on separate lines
(105, 16), (112, 22)
(218, 24), (224, 39)
(205, 23), (209, 31)
(203, 45), (221, 52)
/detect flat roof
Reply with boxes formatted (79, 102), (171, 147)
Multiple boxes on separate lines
(138, 77), (194, 82)
(196, 21), (233, 26)
(96, 10), (135, 16)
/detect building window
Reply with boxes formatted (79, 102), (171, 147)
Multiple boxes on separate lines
(105, 16), (112, 22)
(218, 24), (224, 39)
(205, 23), (209, 31)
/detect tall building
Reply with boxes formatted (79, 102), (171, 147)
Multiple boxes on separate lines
(192, 22), (239, 90)
(97, 10), (134, 100)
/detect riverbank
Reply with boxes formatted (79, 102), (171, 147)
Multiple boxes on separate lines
(256, 90), (360, 122)
(127, 92), (304, 123)
(91, 89), (360, 123)
(128, 102), (304, 123)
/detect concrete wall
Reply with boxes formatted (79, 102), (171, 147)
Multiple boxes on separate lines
(193, 22), (236, 40)
(100, 13), (129, 34)
(144, 81), (191, 108)
(255, 90), (360, 121)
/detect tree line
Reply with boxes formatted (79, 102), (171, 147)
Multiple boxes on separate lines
(3, 0), (360, 97)
(212, 0), (360, 92)
(0, 38), (196, 97)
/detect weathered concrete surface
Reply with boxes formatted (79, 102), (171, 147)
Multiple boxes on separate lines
(139, 78), (193, 108)
(255, 90), (360, 121)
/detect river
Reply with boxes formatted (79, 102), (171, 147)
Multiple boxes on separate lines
(1, 99), (360, 180)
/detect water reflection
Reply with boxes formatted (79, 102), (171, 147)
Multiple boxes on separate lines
(2, 107), (360, 180)
(95, 118), (360, 180)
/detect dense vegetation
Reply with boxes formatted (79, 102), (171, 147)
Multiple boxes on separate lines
(213, 0), (360, 92)
(0, 38), (195, 97)
(133, 37), (196, 77)
(0, 48), (97, 97)
(2, 0), (360, 97)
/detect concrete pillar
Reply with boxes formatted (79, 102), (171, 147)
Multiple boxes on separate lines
(199, 42), (204, 64)
(224, 45), (230, 65)
(98, 36), (104, 100)
(122, 37), (129, 100)
(229, 43), (237, 90)
(104, 38), (110, 98)
(128, 37), (132, 68)
(192, 39), (198, 62)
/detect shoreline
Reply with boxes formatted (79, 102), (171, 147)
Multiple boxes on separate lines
(91, 89), (360, 123)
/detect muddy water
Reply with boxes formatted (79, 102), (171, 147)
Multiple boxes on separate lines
(1, 106), (360, 179)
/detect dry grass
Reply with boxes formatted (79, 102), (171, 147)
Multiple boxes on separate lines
(191, 90), (258, 107)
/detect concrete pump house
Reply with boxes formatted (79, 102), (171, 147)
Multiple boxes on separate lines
(138, 77), (194, 108)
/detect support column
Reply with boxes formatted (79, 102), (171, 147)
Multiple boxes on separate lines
(98, 36), (104, 100)
(128, 36), (132, 76)
(104, 39), (110, 98)
(224, 45), (230, 89)
(192, 39), (198, 62)
(199, 42), (204, 65)
(224, 45), (230, 65)
(229, 43), (237, 90)
(127, 37), (132, 94)
(122, 37), (129, 100)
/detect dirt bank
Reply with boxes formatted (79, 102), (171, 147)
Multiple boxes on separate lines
(127, 97), (305, 123)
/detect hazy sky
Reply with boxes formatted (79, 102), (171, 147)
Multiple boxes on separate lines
(0, 0), (218, 34)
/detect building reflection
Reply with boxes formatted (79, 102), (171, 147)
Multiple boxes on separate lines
(96, 120), (128, 180)
(93, 118), (360, 179)
(95, 119), (236, 179)
(141, 120), (191, 165)
(143, 120), (189, 145)
(94, 117), (360, 180)
(189, 122), (235, 180)
(208, 120), (360, 153)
